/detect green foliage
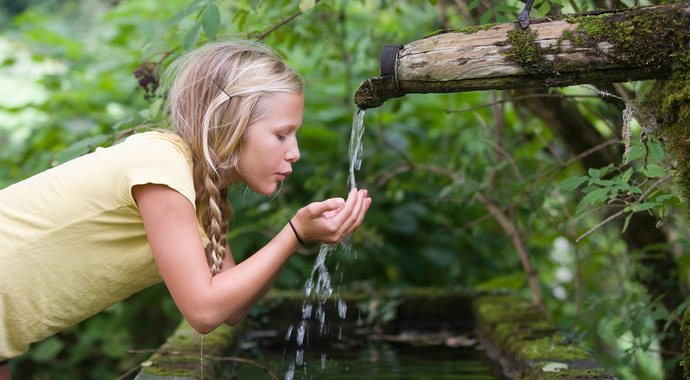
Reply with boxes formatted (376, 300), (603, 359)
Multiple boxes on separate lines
(1, 0), (688, 379)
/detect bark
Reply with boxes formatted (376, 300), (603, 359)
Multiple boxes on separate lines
(355, 2), (690, 109)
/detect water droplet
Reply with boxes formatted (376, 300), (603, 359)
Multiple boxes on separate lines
(338, 298), (347, 319)
(295, 349), (304, 366)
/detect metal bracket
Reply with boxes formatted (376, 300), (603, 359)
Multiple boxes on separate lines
(380, 44), (404, 78)
(518, 0), (536, 29)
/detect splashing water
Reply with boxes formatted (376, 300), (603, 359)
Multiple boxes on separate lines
(285, 108), (366, 379)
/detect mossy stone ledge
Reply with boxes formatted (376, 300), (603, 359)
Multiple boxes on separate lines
(474, 294), (616, 379)
(134, 321), (242, 380)
(134, 289), (618, 379)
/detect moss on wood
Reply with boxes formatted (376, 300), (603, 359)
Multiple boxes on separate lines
(503, 4), (690, 79)
(504, 28), (554, 75)
(425, 23), (497, 38)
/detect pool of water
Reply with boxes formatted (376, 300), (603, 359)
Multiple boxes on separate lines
(229, 329), (506, 380)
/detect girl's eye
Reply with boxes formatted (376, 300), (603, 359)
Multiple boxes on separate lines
(277, 134), (287, 141)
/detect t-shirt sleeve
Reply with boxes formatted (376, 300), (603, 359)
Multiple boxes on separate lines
(119, 135), (197, 209)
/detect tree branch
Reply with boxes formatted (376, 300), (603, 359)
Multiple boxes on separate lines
(255, 0), (321, 41)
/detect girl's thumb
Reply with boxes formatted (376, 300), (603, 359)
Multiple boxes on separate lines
(312, 197), (345, 216)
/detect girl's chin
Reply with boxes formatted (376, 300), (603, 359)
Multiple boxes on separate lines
(249, 183), (278, 196)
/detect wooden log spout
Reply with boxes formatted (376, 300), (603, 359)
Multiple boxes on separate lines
(354, 2), (690, 109)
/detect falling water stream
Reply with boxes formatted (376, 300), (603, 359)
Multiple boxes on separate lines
(284, 108), (366, 380)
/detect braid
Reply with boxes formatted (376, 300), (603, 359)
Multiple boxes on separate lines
(195, 161), (232, 276)
(203, 172), (229, 276)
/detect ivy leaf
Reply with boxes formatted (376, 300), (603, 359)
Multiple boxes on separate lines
(299, 0), (316, 13)
(560, 176), (588, 191)
(201, 4), (220, 41)
(467, 0), (480, 10)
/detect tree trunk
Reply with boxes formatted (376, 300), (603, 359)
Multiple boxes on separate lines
(355, 2), (690, 109)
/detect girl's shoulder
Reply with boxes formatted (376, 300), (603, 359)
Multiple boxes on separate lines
(118, 130), (190, 159)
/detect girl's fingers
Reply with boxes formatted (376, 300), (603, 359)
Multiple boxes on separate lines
(295, 188), (371, 244)
(340, 189), (368, 237)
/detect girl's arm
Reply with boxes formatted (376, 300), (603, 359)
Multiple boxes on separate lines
(217, 246), (284, 326)
(133, 184), (370, 334)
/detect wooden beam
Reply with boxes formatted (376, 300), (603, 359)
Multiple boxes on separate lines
(354, 3), (690, 109)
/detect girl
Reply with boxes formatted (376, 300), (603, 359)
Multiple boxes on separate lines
(0, 40), (371, 379)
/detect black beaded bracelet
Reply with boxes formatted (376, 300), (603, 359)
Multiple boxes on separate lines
(288, 220), (305, 245)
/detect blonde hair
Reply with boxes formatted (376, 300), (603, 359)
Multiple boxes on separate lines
(161, 40), (304, 276)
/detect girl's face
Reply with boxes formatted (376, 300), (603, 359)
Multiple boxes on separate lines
(231, 92), (304, 195)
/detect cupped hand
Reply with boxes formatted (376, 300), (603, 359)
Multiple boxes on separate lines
(291, 188), (371, 245)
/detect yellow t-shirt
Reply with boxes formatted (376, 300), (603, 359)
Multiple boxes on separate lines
(0, 131), (208, 359)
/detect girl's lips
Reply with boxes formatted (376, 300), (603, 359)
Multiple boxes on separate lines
(277, 172), (291, 181)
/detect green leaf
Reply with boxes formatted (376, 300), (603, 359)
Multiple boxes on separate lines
(233, 9), (249, 31)
(165, 3), (205, 27)
(480, 8), (493, 24)
(588, 168), (601, 179)
(631, 312), (646, 336)
(560, 176), (588, 191)
(622, 212), (633, 233)
(582, 187), (610, 206)
(183, 21), (203, 52)
(32, 336), (64, 362)
(249, 0), (263, 10)
(493, 3), (518, 12)
(428, 0), (439, 5)
(650, 141), (665, 162)
(537, 1), (551, 17)
(52, 135), (110, 165)
(656, 194), (673, 203)
(299, 0), (316, 13)
(636, 202), (657, 212)
(149, 97), (164, 119)
(594, 179), (615, 187)
(644, 164), (666, 178)
(467, 0), (480, 10)
(201, 4), (220, 41)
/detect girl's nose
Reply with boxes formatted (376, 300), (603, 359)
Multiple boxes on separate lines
(286, 140), (300, 162)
